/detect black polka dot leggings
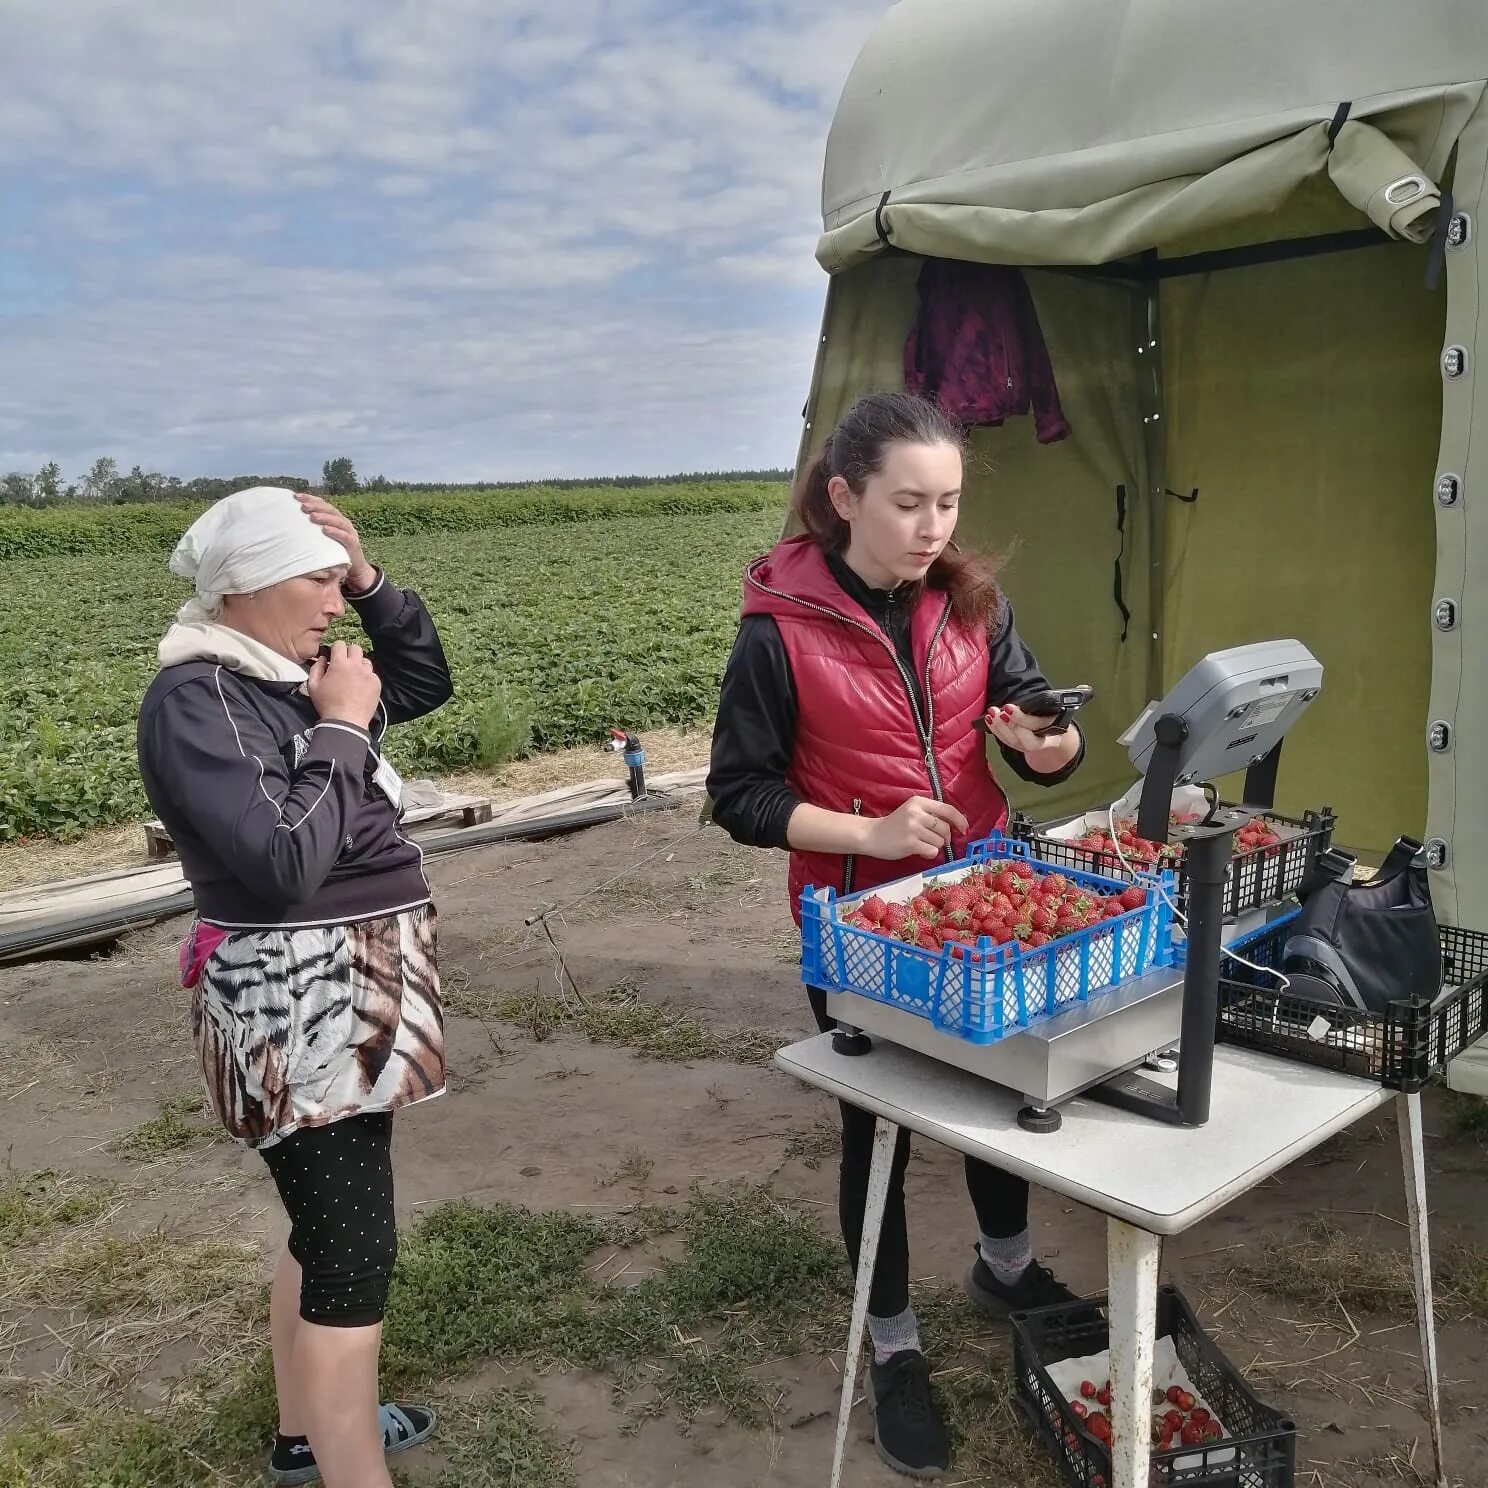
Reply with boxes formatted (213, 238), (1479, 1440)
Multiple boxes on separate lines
(260, 1111), (398, 1327)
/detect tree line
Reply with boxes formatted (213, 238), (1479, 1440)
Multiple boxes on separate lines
(0, 455), (791, 507)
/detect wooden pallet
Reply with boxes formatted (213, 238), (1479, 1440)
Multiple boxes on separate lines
(143, 791), (494, 859)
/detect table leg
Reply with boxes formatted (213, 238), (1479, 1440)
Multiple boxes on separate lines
(1107, 1218), (1162, 1488)
(828, 1118), (898, 1488)
(1397, 1090), (1448, 1488)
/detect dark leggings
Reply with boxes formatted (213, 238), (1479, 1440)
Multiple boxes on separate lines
(808, 987), (1030, 1318)
(260, 1111), (399, 1327)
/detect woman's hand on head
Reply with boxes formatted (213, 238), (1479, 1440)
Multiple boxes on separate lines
(863, 796), (969, 861)
(307, 640), (382, 730)
(297, 494), (376, 593)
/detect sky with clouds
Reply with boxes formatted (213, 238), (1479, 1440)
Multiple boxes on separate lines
(0, 1), (886, 482)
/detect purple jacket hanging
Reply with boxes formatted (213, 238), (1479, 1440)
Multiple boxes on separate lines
(904, 258), (1071, 444)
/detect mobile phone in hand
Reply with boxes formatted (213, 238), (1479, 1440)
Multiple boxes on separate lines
(978, 684), (1094, 736)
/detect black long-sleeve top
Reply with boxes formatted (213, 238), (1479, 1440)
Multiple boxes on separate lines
(137, 570), (454, 928)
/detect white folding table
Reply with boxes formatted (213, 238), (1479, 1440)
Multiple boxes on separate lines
(774, 1035), (1448, 1488)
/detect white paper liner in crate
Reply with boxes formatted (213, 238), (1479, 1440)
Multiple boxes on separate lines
(1047, 1336), (1236, 1473)
(1043, 786), (1308, 904)
(831, 861), (1148, 1029)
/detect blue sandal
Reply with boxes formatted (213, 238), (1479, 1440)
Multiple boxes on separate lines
(265, 1401), (437, 1484)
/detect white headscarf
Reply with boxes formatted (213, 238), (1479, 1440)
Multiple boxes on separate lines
(158, 486), (351, 682)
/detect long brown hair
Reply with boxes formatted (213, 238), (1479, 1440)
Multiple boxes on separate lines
(790, 391), (1001, 628)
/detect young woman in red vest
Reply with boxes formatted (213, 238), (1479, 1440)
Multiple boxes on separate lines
(708, 391), (1087, 1479)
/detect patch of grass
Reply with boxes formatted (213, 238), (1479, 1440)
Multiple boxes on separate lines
(380, 1182), (845, 1426)
(0, 1352), (276, 1488)
(423, 1391), (575, 1488)
(578, 846), (764, 923)
(648, 1337), (775, 1428)
(1227, 1219), (1488, 1319)
(782, 1120), (839, 1171)
(108, 1093), (216, 1162)
(1446, 1088), (1488, 1141)
(0, 1186), (846, 1482)
(769, 928), (801, 964)
(487, 980), (785, 1066)
(379, 1203), (619, 1390)
(10, 1231), (260, 1320)
(0, 1169), (115, 1252)
(598, 1149), (655, 1191)
(0, 1224), (267, 1419)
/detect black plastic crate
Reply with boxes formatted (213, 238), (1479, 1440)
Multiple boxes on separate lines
(1217, 917), (1488, 1092)
(1011, 1285), (1295, 1488)
(1008, 806), (1336, 920)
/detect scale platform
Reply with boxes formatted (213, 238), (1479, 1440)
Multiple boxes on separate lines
(820, 905), (1289, 1110)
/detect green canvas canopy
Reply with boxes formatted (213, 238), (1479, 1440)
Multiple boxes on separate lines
(795, 0), (1488, 1089)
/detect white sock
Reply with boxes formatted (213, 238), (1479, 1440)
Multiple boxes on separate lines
(867, 1305), (921, 1363)
(979, 1228), (1033, 1284)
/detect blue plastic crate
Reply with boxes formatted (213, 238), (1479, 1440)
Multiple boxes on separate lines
(800, 834), (1176, 1046)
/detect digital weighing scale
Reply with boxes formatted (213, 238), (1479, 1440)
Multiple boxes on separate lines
(821, 640), (1324, 1131)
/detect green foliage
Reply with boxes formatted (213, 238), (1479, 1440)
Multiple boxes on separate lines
(0, 490), (783, 840)
(0, 480), (784, 561)
(322, 455), (359, 495)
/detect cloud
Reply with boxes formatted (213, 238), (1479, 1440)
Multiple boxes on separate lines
(0, 0), (886, 480)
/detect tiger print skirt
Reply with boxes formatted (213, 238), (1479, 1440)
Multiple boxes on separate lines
(191, 904), (444, 1150)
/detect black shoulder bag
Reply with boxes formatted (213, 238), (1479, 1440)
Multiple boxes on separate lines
(1281, 836), (1442, 1013)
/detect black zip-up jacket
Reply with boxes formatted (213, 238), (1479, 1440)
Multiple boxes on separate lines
(708, 554), (1083, 850)
(136, 571), (453, 929)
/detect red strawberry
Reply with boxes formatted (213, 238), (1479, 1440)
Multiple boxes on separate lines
(942, 909), (974, 932)
(1030, 906), (1057, 932)
(1163, 1408), (1184, 1430)
(1176, 1391), (1195, 1413)
(1044, 874), (1070, 894)
(1071, 1399), (1089, 1419)
(1189, 1407), (1211, 1426)
(1166, 1387), (1185, 1406)
(940, 885), (975, 913)
(1180, 1422), (1204, 1447)
(859, 895), (888, 925)
(1010, 861), (1035, 881)
(924, 886), (946, 910)
(1080, 1381), (1097, 1400)
(911, 894), (936, 918)
(1026, 931), (1051, 948)
(1096, 1384), (1111, 1407)
(1119, 886), (1148, 912)
(1203, 1422), (1222, 1442)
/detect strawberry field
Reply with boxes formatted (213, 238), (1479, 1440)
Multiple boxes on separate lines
(0, 483), (784, 842)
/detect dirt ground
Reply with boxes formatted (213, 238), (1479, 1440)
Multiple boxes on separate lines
(3, 808), (1487, 1487)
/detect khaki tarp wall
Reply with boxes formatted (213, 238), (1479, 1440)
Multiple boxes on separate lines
(802, 246), (1444, 849)
(1159, 246), (1445, 846)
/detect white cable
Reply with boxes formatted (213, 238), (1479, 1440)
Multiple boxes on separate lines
(1105, 802), (1291, 991)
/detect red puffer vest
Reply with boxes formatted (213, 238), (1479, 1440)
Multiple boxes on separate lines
(740, 536), (1009, 923)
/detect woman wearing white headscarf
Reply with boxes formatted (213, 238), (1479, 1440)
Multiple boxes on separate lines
(137, 487), (453, 1488)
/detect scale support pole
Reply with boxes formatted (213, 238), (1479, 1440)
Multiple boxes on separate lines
(1176, 827), (1231, 1126)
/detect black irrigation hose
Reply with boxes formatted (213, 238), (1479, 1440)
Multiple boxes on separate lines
(0, 789), (690, 966)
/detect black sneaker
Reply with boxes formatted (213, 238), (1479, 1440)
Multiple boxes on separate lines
(963, 1250), (1083, 1317)
(867, 1350), (951, 1480)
